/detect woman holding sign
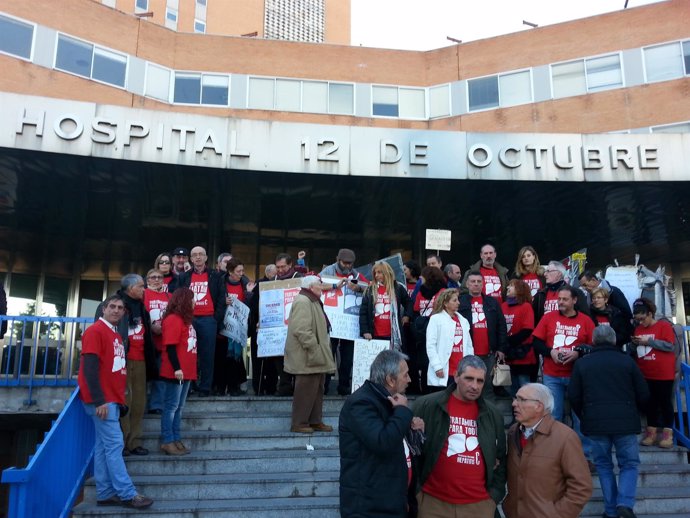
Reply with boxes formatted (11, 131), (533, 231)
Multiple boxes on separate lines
(425, 289), (473, 390)
(359, 261), (411, 351)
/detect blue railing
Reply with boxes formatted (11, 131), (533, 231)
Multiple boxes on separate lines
(674, 327), (690, 449)
(1, 387), (94, 518)
(0, 315), (94, 404)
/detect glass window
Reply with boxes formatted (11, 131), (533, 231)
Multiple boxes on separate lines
(429, 85), (450, 118)
(135, 0), (148, 10)
(468, 76), (498, 111)
(276, 79), (301, 111)
(372, 86), (398, 117)
(499, 70), (531, 107)
(682, 41), (690, 75)
(92, 47), (127, 87)
(552, 60), (586, 98)
(586, 54), (622, 92)
(302, 81), (328, 113)
(0, 15), (34, 60)
(644, 43), (683, 82)
(174, 73), (201, 103)
(201, 74), (228, 105)
(329, 83), (354, 114)
(194, 20), (206, 33)
(146, 64), (171, 101)
(248, 78), (275, 109)
(166, 9), (178, 22)
(197, 0), (207, 5)
(399, 88), (425, 118)
(55, 35), (93, 79)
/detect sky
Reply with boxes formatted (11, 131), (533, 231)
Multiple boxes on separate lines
(351, 0), (667, 51)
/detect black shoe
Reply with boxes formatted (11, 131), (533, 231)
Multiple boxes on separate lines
(337, 388), (351, 396)
(122, 494), (153, 509)
(616, 506), (637, 518)
(129, 446), (149, 456)
(147, 409), (162, 415)
(97, 495), (122, 506)
(122, 447), (130, 457)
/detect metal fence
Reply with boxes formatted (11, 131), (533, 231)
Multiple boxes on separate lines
(674, 327), (690, 449)
(1, 387), (94, 518)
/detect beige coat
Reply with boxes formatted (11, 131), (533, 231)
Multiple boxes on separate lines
(283, 292), (336, 375)
(503, 414), (592, 518)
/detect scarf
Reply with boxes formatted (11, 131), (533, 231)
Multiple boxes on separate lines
(387, 284), (403, 352)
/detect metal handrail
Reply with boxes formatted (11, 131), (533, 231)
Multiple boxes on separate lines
(674, 327), (690, 449)
(1, 387), (94, 518)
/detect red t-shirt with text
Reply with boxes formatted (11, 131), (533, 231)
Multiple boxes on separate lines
(448, 314), (465, 376)
(634, 320), (676, 381)
(502, 302), (535, 366)
(373, 284), (392, 337)
(144, 288), (170, 352)
(521, 272), (543, 297)
(225, 282), (246, 304)
(190, 271), (214, 316)
(414, 289), (445, 317)
(422, 395), (489, 504)
(543, 290), (560, 315)
(470, 296), (490, 356)
(127, 317), (146, 361)
(532, 311), (594, 377)
(480, 266), (503, 303)
(78, 319), (127, 405)
(160, 314), (198, 380)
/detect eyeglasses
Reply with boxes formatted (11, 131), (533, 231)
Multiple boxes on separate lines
(158, 260), (171, 265)
(513, 396), (542, 405)
(147, 275), (163, 280)
(544, 269), (558, 273)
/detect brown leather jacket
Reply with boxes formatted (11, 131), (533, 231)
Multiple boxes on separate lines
(503, 414), (592, 518)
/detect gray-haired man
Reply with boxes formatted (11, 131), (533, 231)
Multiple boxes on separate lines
(339, 350), (423, 518)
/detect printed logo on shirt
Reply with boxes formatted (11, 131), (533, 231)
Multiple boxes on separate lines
(471, 301), (487, 329)
(128, 321), (143, 337)
(552, 322), (581, 349)
(525, 278), (541, 297)
(190, 281), (209, 303)
(544, 298), (559, 314)
(636, 334), (655, 359)
(375, 291), (391, 320)
(448, 416), (481, 465)
(187, 325), (198, 354)
(505, 313), (514, 333)
(112, 337), (126, 373)
(483, 275), (502, 298)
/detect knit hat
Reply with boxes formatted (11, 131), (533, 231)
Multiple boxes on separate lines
(337, 248), (356, 263)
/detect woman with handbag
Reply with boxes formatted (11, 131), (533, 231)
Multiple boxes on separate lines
(501, 279), (536, 396)
(425, 289), (473, 391)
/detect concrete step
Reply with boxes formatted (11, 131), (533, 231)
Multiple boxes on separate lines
(139, 429), (339, 452)
(84, 471), (340, 501)
(124, 448), (340, 476)
(590, 462), (690, 488)
(140, 412), (340, 433)
(182, 395), (346, 414)
(582, 485), (690, 516)
(72, 495), (340, 517)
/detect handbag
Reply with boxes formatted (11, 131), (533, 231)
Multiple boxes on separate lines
(492, 359), (512, 387)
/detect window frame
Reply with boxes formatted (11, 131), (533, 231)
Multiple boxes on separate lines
(173, 70), (230, 107)
(643, 41), (685, 84)
(135, 0), (149, 12)
(0, 12), (36, 62)
(144, 62), (173, 103)
(247, 75), (356, 115)
(428, 83), (452, 119)
(371, 84), (426, 120)
(53, 32), (129, 90)
(550, 51), (624, 99)
(194, 19), (206, 34)
(466, 68), (533, 112)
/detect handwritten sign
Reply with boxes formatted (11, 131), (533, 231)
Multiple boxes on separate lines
(425, 229), (451, 251)
(257, 279), (302, 357)
(351, 339), (389, 392)
(321, 276), (365, 340)
(220, 300), (250, 344)
(605, 266), (639, 312)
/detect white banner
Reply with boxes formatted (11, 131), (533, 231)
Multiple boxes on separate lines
(219, 299), (250, 343)
(605, 266), (640, 311)
(257, 279), (302, 357)
(321, 276), (366, 340)
(351, 339), (390, 393)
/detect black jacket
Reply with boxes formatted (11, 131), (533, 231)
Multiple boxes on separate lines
(213, 274), (252, 325)
(533, 280), (590, 325)
(359, 282), (412, 337)
(589, 305), (632, 347)
(603, 284), (633, 322)
(339, 380), (413, 518)
(568, 345), (649, 436)
(458, 293), (508, 354)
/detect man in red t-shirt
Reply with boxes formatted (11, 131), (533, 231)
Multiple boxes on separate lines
(78, 295), (153, 509)
(461, 244), (509, 303)
(414, 355), (506, 517)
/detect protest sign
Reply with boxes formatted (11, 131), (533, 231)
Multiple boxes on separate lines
(605, 266), (639, 312)
(321, 276), (365, 340)
(351, 339), (389, 393)
(219, 299), (250, 344)
(257, 279), (302, 357)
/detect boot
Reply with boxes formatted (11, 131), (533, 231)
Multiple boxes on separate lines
(658, 428), (674, 448)
(640, 426), (657, 446)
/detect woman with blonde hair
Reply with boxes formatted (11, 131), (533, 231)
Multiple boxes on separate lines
(513, 246), (545, 297)
(425, 288), (473, 391)
(153, 253), (174, 291)
(359, 261), (411, 351)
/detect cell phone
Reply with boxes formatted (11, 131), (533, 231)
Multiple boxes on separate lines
(350, 279), (358, 284)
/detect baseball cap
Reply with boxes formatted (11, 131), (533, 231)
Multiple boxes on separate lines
(172, 247), (189, 256)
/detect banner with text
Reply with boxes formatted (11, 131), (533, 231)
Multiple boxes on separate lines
(257, 279), (302, 358)
(351, 339), (390, 393)
(321, 276), (366, 340)
(220, 299), (250, 344)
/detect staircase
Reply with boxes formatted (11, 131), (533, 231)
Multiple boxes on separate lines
(71, 395), (343, 517)
(70, 395), (690, 518)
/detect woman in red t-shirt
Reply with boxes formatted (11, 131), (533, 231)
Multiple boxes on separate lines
(501, 279), (536, 397)
(512, 246), (545, 298)
(160, 288), (197, 456)
(632, 298), (677, 448)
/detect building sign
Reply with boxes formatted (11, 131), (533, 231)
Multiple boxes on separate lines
(1, 92), (689, 182)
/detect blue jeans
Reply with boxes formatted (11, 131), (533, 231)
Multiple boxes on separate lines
(589, 434), (640, 516)
(82, 402), (137, 501)
(148, 380), (165, 411)
(543, 374), (592, 459)
(510, 372), (532, 398)
(193, 315), (217, 393)
(161, 380), (190, 444)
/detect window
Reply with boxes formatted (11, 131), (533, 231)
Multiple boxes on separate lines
(55, 34), (127, 88)
(194, 20), (206, 33)
(429, 85), (450, 118)
(684, 41), (690, 75)
(92, 47), (127, 87)
(173, 73), (228, 105)
(248, 78), (275, 109)
(468, 76), (498, 111)
(302, 81), (328, 113)
(498, 70), (531, 107)
(586, 54), (622, 92)
(644, 43), (684, 82)
(329, 83), (354, 114)
(372, 86), (398, 117)
(166, 8), (178, 30)
(0, 15), (34, 60)
(55, 35), (92, 79)
(146, 64), (171, 101)
(276, 79), (301, 111)
(552, 60), (586, 98)
(197, 0), (207, 5)
(135, 0), (148, 10)
(399, 88), (425, 118)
